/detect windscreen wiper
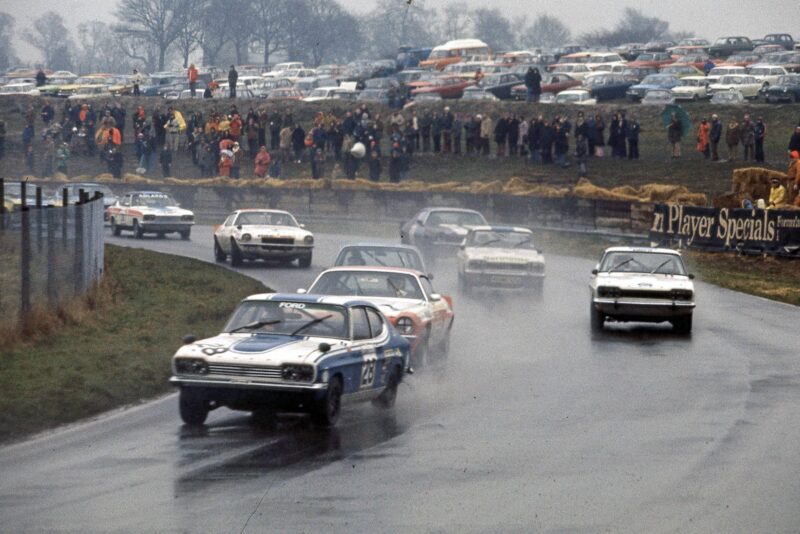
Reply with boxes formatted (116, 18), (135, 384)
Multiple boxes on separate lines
(291, 314), (332, 336)
(228, 319), (281, 334)
(609, 258), (633, 273)
(650, 259), (671, 274)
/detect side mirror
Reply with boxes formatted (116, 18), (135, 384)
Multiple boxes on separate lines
(591, 269), (598, 275)
(297, 288), (308, 294)
(300, 223), (306, 228)
(428, 273), (434, 280)
(236, 225), (242, 230)
(688, 273), (695, 280)
(416, 219), (425, 226)
(429, 293), (442, 302)
(318, 342), (331, 353)
(183, 334), (196, 345)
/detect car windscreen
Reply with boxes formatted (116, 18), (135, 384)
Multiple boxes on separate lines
(467, 230), (534, 249)
(235, 212), (297, 226)
(224, 301), (348, 339)
(426, 211), (486, 226)
(337, 248), (424, 271)
(310, 271), (424, 300)
(132, 193), (175, 207)
(777, 75), (800, 84)
(599, 252), (687, 275)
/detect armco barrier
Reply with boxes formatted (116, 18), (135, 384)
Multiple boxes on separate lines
(41, 182), (652, 235)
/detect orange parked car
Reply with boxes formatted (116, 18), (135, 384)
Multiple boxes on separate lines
(419, 39), (491, 70)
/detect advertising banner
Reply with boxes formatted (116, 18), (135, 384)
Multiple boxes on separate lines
(649, 204), (800, 256)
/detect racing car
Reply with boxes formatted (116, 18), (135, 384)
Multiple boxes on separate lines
(589, 247), (696, 334)
(400, 207), (488, 259)
(457, 226), (545, 293)
(302, 266), (454, 368)
(108, 191), (194, 239)
(213, 209), (314, 268)
(170, 293), (410, 427)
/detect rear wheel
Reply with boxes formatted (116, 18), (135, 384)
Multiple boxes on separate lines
(374, 366), (401, 409)
(590, 302), (605, 332)
(213, 238), (227, 262)
(179, 388), (209, 426)
(230, 239), (243, 266)
(313, 376), (342, 426)
(672, 314), (693, 335)
(133, 220), (144, 239)
(111, 217), (121, 236)
(179, 229), (191, 240)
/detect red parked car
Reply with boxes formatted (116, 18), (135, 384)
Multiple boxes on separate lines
(511, 73), (582, 100)
(627, 52), (675, 68)
(411, 76), (475, 99)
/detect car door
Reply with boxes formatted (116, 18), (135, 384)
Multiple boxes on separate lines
(217, 213), (237, 253)
(419, 275), (449, 344)
(117, 194), (132, 226)
(365, 306), (395, 390)
(351, 306), (379, 394)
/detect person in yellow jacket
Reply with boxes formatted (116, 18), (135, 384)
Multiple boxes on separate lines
(788, 150), (800, 206)
(767, 177), (788, 209)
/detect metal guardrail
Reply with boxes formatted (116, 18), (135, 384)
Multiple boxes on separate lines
(0, 179), (105, 327)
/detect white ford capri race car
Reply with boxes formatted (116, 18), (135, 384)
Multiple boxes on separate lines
(108, 191), (194, 239)
(170, 293), (411, 427)
(589, 247), (696, 334)
(457, 226), (545, 293)
(213, 209), (314, 268)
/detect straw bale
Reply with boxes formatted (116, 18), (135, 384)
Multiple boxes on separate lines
(572, 178), (640, 202)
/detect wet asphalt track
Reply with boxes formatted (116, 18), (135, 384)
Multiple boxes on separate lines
(1, 224), (800, 533)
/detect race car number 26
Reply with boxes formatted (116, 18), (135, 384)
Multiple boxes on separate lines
(361, 354), (378, 388)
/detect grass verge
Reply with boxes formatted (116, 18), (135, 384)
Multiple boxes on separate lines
(537, 229), (800, 307)
(0, 245), (266, 443)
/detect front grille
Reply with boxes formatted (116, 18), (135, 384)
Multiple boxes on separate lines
(152, 216), (182, 223)
(207, 363), (282, 379)
(619, 289), (673, 299)
(261, 237), (294, 245)
(486, 261), (528, 272)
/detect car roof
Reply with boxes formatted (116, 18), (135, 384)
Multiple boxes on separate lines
(603, 246), (682, 255)
(234, 208), (292, 215)
(423, 207), (484, 214)
(319, 266), (427, 276)
(340, 243), (422, 252)
(468, 225), (532, 233)
(126, 190), (168, 195)
(243, 293), (380, 308)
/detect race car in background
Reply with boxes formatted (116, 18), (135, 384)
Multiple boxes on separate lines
(400, 207), (488, 259)
(302, 266), (454, 369)
(108, 191), (194, 239)
(213, 209), (314, 268)
(170, 293), (410, 427)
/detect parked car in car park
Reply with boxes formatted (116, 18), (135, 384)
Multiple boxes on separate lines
(555, 89), (597, 105)
(764, 33), (795, 51)
(710, 89), (746, 104)
(670, 76), (711, 100)
(626, 74), (680, 101)
(764, 73), (800, 102)
(641, 89), (675, 105)
(709, 36), (755, 58)
(708, 75), (764, 98)
(583, 73), (634, 101)
(747, 65), (788, 88)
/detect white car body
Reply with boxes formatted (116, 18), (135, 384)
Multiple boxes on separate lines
(457, 226), (545, 291)
(0, 82), (41, 96)
(589, 247), (695, 333)
(708, 75), (763, 98)
(550, 63), (594, 80)
(746, 65), (788, 87)
(213, 209), (314, 267)
(641, 89), (676, 105)
(67, 85), (110, 100)
(670, 76), (710, 100)
(555, 89), (597, 105)
(303, 87), (341, 102)
(108, 191), (194, 239)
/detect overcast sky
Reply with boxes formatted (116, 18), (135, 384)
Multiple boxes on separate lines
(5, 0), (796, 63)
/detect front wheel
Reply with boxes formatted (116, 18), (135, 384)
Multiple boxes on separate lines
(111, 218), (121, 236)
(230, 239), (243, 267)
(213, 238), (227, 262)
(298, 253), (312, 269)
(374, 366), (401, 409)
(132, 220), (144, 239)
(590, 302), (605, 332)
(672, 314), (692, 335)
(179, 388), (209, 426)
(313, 376), (342, 427)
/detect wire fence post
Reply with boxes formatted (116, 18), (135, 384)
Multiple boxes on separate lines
(20, 206), (31, 320)
(74, 191), (85, 295)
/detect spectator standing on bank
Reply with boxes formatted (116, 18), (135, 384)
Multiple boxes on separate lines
(431, 111), (442, 153)
(279, 123), (292, 162)
(667, 113), (683, 159)
(35, 69), (47, 87)
(479, 114), (492, 156)
(710, 114), (722, 161)
(726, 118), (741, 162)
(291, 123), (306, 163)
(696, 118), (710, 159)
(494, 115), (508, 157)
(525, 67), (542, 103)
(508, 114), (520, 156)
(441, 107), (454, 153)
(40, 103), (54, 126)
(159, 144), (173, 176)
(231, 142), (243, 178)
(132, 69), (142, 96)
(594, 114), (606, 157)
(518, 115), (529, 157)
(452, 114), (462, 155)
(254, 146), (271, 177)
(56, 142), (70, 174)
(188, 64), (199, 97)
(368, 141), (381, 182)
(228, 65), (238, 98)
(741, 114), (756, 161)
(754, 117), (766, 163)
(420, 111), (432, 152)
(389, 141), (402, 183)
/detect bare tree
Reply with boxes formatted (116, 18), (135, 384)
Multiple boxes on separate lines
(175, 15), (203, 68)
(22, 11), (74, 69)
(76, 21), (133, 74)
(363, 0), (437, 59)
(199, 0), (234, 66)
(252, 0), (285, 65)
(439, 2), (472, 41)
(471, 8), (514, 51)
(522, 14), (572, 49)
(116, 30), (160, 72)
(0, 12), (17, 70)
(225, 0), (257, 64)
(581, 8), (673, 47)
(114, 0), (194, 71)
(303, 0), (363, 66)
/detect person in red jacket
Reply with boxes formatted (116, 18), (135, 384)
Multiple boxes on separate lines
(254, 146), (271, 177)
(229, 113), (243, 145)
(218, 152), (232, 177)
(188, 64), (199, 97)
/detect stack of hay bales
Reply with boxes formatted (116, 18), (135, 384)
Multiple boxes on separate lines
(573, 178), (708, 206)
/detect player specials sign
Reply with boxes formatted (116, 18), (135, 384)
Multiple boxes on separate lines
(649, 204), (800, 255)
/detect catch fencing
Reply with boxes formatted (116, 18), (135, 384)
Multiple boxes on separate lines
(0, 180), (105, 328)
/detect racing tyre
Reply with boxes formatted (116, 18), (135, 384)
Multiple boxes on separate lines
(179, 229), (191, 240)
(213, 238), (227, 262)
(298, 253), (312, 269)
(179, 388), (209, 426)
(374, 366), (401, 409)
(133, 220), (144, 239)
(590, 303), (605, 332)
(230, 239), (243, 267)
(411, 337), (429, 369)
(111, 218), (121, 236)
(672, 314), (692, 335)
(313, 376), (342, 427)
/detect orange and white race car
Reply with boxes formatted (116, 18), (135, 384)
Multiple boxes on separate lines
(108, 190), (194, 239)
(302, 266), (454, 369)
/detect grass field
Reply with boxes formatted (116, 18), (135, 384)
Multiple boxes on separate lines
(0, 245), (266, 443)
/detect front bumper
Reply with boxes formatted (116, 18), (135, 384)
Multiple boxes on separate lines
(238, 243), (313, 258)
(463, 270), (545, 288)
(170, 376), (326, 393)
(593, 298), (695, 320)
(141, 221), (193, 233)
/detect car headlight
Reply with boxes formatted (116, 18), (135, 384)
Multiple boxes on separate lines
(143, 214), (156, 221)
(281, 364), (314, 382)
(181, 214), (194, 222)
(395, 317), (414, 335)
(670, 289), (693, 301)
(241, 233), (251, 242)
(174, 358), (208, 375)
(304, 235), (314, 244)
(597, 286), (621, 298)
